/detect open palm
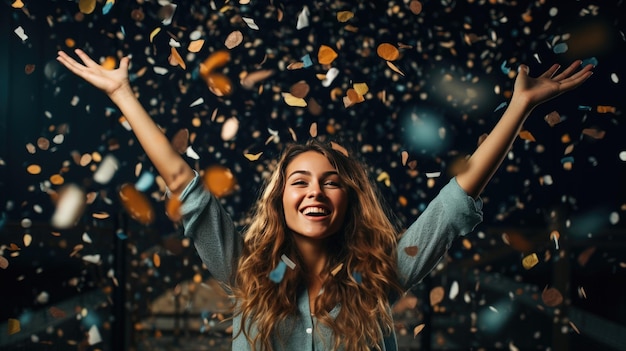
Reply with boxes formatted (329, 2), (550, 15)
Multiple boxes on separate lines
(513, 61), (594, 108)
(57, 49), (131, 97)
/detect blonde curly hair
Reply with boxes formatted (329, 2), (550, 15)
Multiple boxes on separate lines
(232, 139), (403, 351)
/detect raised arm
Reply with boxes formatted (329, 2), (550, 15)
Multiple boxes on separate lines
(57, 49), (195, 197)
(456, 60), (594, 199)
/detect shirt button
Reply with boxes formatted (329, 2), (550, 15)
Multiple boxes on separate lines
(306, 328), (312, 334)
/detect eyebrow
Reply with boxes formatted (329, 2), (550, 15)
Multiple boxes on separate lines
(286, 170), (339, 180)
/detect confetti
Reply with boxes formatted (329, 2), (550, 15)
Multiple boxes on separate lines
(203, 165), (236, 198)
(377, 43), (400, 61)
(225, 30), (244, 49)
(430, 286), (445, 306)
(7, 319), (20, 335)
(522, 253), (539, 270)
(51, 184), (86, 229)
(269, 261), (287, 283)
(413, 323), (425, 337)
(119, 183), (155, 224)
(318, 45), (338, 65)
(541, 287), (563, 307)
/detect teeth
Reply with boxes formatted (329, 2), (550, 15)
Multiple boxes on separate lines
(303, 207), (329, 215)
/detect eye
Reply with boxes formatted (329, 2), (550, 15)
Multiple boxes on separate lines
(290, 180), (307, 186)
(323, 181), (341, 188)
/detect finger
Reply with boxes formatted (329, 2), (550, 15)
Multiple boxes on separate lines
(558, 69), (593, 91)
(74, 48), (102, 69)
(57, 51), (87, 75)
(539, 64), (561, 79)
(119, 56), (130, 72)
(552, 60), (583, 81)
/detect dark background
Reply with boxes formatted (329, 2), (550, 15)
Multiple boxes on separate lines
(1, 0), (625, 350)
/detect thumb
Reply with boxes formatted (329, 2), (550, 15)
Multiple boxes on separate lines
(517, 64), (529, 76)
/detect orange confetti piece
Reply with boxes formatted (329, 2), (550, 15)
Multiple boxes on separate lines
(318, 45), (338, 65)
(377, 43), (400, 61)
(199, 50), (230, 78)
(336, 11), (354, 22)
(26, 164), (41, 175)
(169, 47), (186, 70)
(119, 183), (155, 225)
(413, 323), (425, 337)
(582, 128), (605, 139)
(541, 287), (563, 307)
(101, 56), (117, 70)
(188, 39), (205, 53)
(409, 1), (423, 15)
(165, 196), (182, 222)
(225, 30), (244, 49)
(404, 246), (419, 256)
(206, 73), (233, 96)
(7, 318), (20, 335)
(429, 286), (445, 306)
(519, 130), (536, 141)
(49, 306), (67, 319)
(153, 252), (161, 268)
(596, 105), (616, 113)
(79, 0), (96, 14)
(203, 165), (236, 198)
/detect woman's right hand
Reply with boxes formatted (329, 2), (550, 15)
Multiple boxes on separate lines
(57, 49), (131, 98)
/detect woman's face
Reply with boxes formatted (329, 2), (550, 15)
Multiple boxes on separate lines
(282, 151), (348, 241)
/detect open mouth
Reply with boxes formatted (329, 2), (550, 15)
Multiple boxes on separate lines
(302, 206), (330, 217)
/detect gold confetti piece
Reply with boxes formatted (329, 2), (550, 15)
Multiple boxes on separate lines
(429, 286), (445, 306)
(413, 323), (425, 337)
(376, 171), (391, 187)
(188, 39), (205, 53)
(377, 43), (400, 61)
(544, 111), (561, 127)
(318, 45), (338, 65)
(7, 318), (20, 335)
(596, 105), (616, 113)
(149, 27), (161, 43)
(225, 30), (244, 49)
(541, 287), (563, 307)
(26, 164), (41, 175)
(522, 253), (539, 270)
(386, 61), (405, 76)
(23, 234), (32, 247)
(282, 92), (307, 107)
(119, 183), (155, 225)
(331, 263), (344, 276)
(244, 152), (263, 161)
(519, 130), (536, 141)
(336, 11), (354, 22)
(309, 122), (318, 138)
(153, 252), (161, 268)
(203, 165), (236, 198)
(92, 212), (110, 220)
(169, 47), (186, 70)
(353, 82), (369, 96)
(11, 0), (24, 9)
(404, 246), (419, 256)
(0, 256), (9, 269)
(79, 0), (96, 14)
(582, 128), (605, 139)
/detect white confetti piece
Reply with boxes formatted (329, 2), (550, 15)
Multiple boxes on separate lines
(14, 26), (28, 41)
(221, 117), (239, 141)
(51, 184), (85, 229)
(88, 325), (103, 345)
(189, 97), (204, 107)
(449, 281), (459, 300)
(93, 155), (119, 184)
(296, 6), (310, 30)
(82, 254), (102, 264)
(321, 67), (339, 87)
(281, 254), (296, 270)
(185, 146), (200, 160)
(242, 17), (259, 30)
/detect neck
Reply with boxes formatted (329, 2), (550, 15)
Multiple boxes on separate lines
(292, 234), (330, 277)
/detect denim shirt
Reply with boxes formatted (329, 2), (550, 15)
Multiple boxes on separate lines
(179, 173), (483, 350)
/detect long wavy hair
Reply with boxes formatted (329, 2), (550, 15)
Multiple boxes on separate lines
(232, 139), (403, 351)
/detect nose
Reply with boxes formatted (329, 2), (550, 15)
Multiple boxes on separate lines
(307, 184), (325, 199)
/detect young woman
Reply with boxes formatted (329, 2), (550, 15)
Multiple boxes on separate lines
(57, 48), (593, 351)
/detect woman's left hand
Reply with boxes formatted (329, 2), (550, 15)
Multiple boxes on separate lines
(513, 60), (594, 108)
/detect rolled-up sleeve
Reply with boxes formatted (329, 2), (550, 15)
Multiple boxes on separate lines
(179, 172), (243, 287)
(397, 177), (483, 290)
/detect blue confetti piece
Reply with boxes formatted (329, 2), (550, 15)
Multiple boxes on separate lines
(0, 212), (6, 231)
(352, 271), (362, 284)
(301, 54), (313, 68)
(269, 261), (287, 283)
(561, 156), (574, 164)
(102, 0), (115, 15)
(135, 171), (155, 192)
(494, 101), (508, 112)
(578, 105), (592, 111)
(500, 61), (511, 75)
(582, 57), (598, 67)
(116, 230), (128, 240)
(553, 42), (568, 54)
